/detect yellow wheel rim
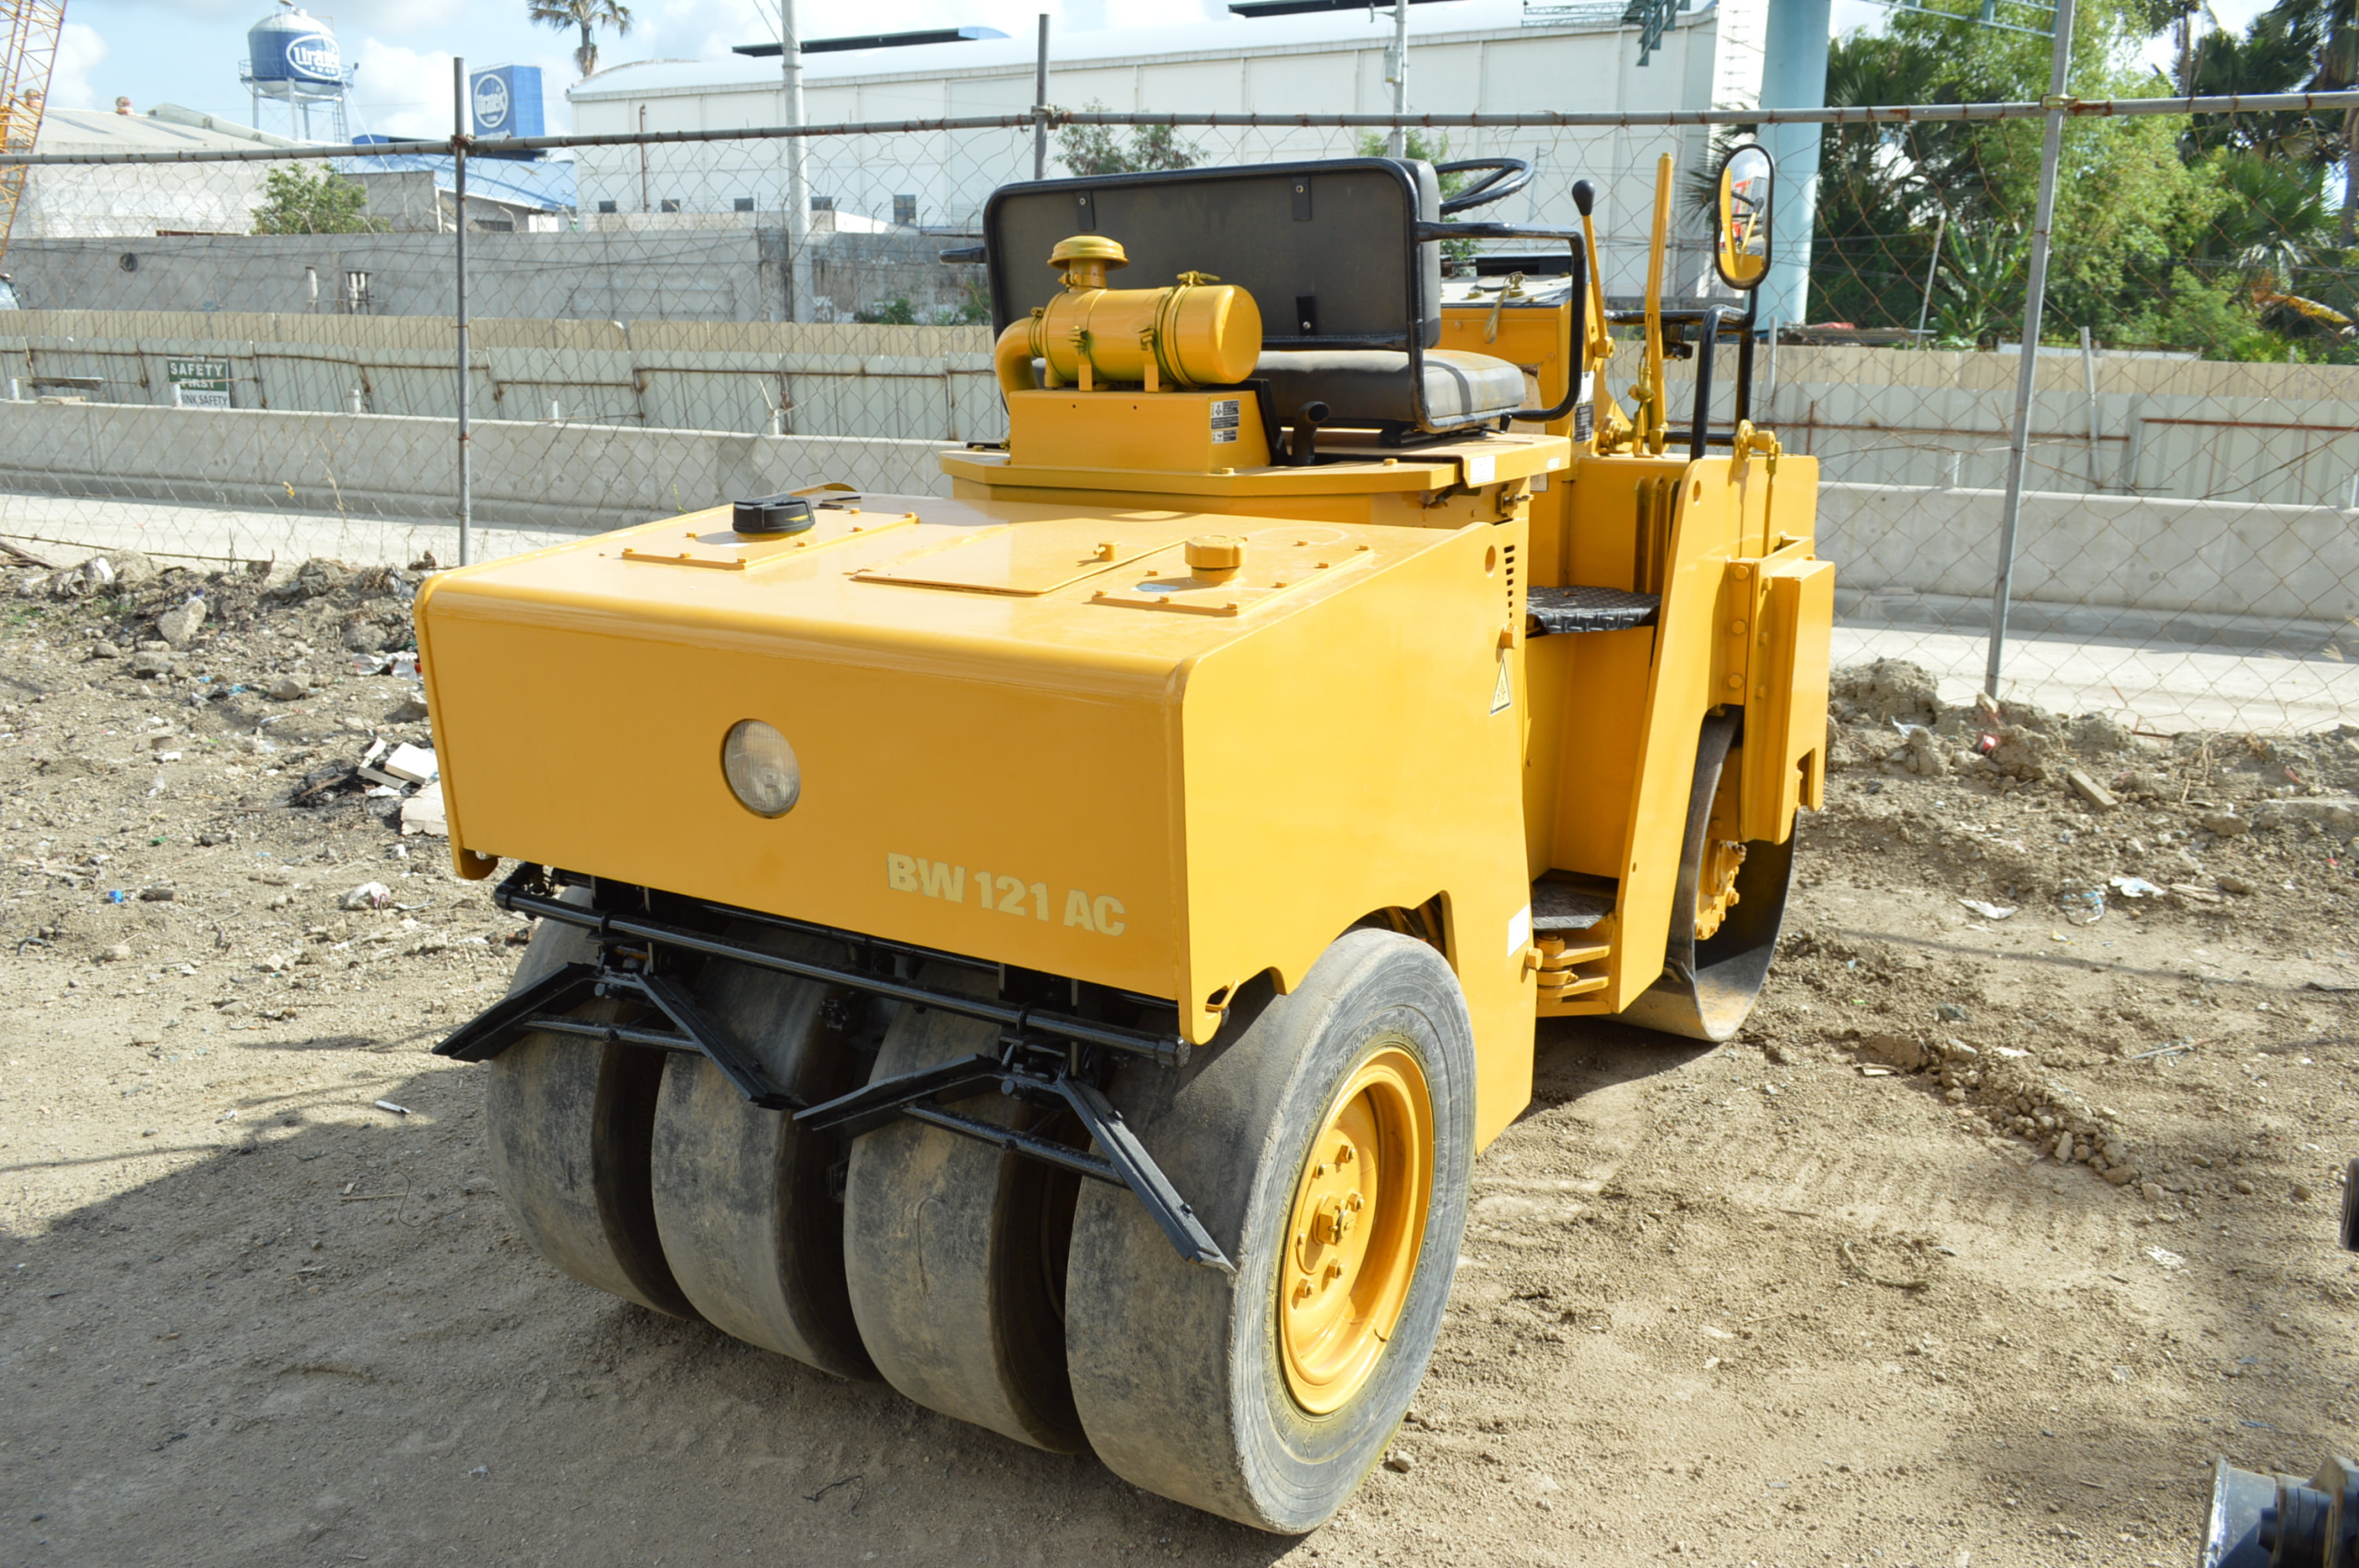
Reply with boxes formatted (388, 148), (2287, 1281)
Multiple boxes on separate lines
(1278, 1046), (1433, 1416)
(1695, 838), (1747, 941)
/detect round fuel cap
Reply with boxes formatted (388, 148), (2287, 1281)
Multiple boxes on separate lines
(733, 494), (816, 535)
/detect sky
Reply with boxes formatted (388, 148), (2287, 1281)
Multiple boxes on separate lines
(54, 0), (2293, 142)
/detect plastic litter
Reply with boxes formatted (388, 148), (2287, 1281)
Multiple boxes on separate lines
(1957, 898), (2017, 920)
(2060, 888), (2106, 926)
(340, 882), (393, 911)
(2108, 875), (2167, 898)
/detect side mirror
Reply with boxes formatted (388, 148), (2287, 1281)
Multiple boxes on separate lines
(1713, 144), (1773, 291)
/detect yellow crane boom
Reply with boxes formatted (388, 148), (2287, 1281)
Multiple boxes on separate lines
(0, 0), (65, 266)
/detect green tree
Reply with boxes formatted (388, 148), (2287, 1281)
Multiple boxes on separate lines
(529, 0), (632, 80)
(2259, 0), (2359, 241)
(2181, 6), (2328, 159)
(853, 281), (992, 327)
(1355, 129), (1469, 200)
(1055, 103), (1202, 176)
(250, 165), (387, 236)
(1800, 0), (2352, 360)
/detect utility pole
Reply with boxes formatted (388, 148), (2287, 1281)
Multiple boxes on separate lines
(1033, 15), (1049, 180)
(781, 0), (812, 323)
(1386, 0), (1408, 158)
(452, 57), (471, 568)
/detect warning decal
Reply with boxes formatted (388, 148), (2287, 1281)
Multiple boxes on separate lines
(1489, 653), (1513, 715)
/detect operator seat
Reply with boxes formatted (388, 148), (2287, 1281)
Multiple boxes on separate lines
(1252, 348), (1529, 430)
(972, 158), (1530, 439)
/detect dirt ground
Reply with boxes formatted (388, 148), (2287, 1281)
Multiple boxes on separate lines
(6, 548), (2359, 1568)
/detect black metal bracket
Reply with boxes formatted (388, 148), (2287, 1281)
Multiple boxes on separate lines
(486, 864), (1189, 1069)
(438, 865), (1227, 1272)
(428, 950), (798, 1109)
(608, 969), (798, 1110)
(434, 960), (598, 1062)
(797, 1047), (1236, 1276)
(1605, 305), (1739, 460)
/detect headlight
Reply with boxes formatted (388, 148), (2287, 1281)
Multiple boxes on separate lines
(721, 720), (800, 817)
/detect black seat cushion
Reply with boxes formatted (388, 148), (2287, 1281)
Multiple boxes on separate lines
(1256, 348), (1526, 428)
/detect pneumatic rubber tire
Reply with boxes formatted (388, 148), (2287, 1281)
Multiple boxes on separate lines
(1620, 709), (1796, 1043)
(486, 891), (698, 1319)
(647, 926), (874, 1379)
(841, 963), (1086, 1452)
(1063, 929), (1475, 1533)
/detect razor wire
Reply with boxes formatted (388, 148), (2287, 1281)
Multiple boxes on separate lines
(0, 98), (2351, 740)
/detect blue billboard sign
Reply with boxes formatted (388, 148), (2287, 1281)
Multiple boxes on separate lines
(469, 65), (545, 139)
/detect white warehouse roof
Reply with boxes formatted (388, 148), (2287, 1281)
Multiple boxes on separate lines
(569, 0), (1740, 107)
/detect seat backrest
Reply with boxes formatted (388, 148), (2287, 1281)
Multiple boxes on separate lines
(982, 158), (1443, 353)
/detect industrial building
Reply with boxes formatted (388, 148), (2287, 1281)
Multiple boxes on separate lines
(564, 0), (1766, 300)
(16, 103), (296, 239)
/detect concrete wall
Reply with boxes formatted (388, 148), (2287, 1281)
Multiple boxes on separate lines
(2, 227), (969, 326)
(0, 397), (2348, 659)
(1817, 482), (2359, 656)
(1664, 342), (2359, 509)
(6, 310), (2347, 504)
(0, 311), (1005, 442)
(0, 399), (953, 534)
(3, 231), (779, 322)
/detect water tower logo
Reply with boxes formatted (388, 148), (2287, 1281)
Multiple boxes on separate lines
(284, 31), (341, 81)
(472, 72), (511, 134)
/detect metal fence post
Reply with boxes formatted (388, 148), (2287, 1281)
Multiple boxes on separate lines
(1982, 0), (2077, 702)
(453, 56), (472, 569)
(781, 0), (812, 323)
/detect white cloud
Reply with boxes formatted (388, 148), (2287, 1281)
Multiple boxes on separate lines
(347, 38), (457, 139)
(77, 0), (465, 34)
(49, 22), (110, 111)
(346, 40), (584, 138)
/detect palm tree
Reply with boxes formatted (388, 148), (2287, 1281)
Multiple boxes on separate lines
(2259, 0), (2359, 242)
(529, 0), (632, 79)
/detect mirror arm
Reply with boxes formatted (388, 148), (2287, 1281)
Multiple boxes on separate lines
(1734, 287), (1761, 427)
(1687, 307), (1732, 462)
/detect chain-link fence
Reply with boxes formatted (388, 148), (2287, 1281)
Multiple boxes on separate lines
(0, 86), (2353, 735)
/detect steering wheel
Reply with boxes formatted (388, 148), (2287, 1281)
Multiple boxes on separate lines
(1434, 157), (1535, 216)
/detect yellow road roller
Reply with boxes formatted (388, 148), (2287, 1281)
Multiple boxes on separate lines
(419, 145), (1829, 1532)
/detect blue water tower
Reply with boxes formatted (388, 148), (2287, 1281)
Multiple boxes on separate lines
(470, 65), (545, 138)
(242, 5), (352, 140)
(247, 6), (343, 85)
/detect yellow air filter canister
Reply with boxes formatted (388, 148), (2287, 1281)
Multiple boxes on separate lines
(992, 236), (1263, 394)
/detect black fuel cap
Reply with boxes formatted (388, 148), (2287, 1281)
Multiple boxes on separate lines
(733, 494), (816, 535)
